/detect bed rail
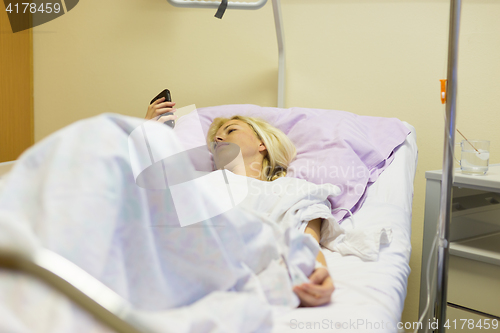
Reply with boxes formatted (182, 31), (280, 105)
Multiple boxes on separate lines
(0, 248), (150, 333)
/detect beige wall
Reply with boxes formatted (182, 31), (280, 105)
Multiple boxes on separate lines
(32, 0), (500, 325)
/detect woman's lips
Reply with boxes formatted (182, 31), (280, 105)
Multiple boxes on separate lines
(216, 143), (229, 149)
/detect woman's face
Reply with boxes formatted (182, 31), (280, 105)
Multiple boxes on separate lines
(212, 119), (266, 167)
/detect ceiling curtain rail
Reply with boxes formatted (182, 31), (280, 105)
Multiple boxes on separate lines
(166, 0), (286, 108)
(166, 0), (268, 10)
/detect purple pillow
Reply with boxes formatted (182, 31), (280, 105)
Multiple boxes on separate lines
(173, 104), (410, 222)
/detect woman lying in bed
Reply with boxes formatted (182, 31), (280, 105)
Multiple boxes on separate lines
(146, 97), (335, 307)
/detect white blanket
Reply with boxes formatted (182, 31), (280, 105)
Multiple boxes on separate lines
(0, 113), (392, 333)
(0, 114), (319, 333)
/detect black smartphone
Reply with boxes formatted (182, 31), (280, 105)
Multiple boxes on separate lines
(150, 89), (175, 128)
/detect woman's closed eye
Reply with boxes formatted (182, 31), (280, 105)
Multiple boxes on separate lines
(228, 129), (236, 134)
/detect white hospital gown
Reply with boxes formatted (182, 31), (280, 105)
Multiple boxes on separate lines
(214, 169), (344, 250)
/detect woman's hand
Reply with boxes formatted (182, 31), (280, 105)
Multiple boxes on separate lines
(145, 97), (177, 122)
(293, 267), (334, 307)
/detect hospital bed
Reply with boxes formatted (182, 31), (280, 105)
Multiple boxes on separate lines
(0, 104), (417, 333)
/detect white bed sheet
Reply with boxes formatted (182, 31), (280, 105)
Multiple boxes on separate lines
(271, 122), (417, 333)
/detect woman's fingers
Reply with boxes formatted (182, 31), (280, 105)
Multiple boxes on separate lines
(155, 107), (176, 116)
(151, 96), (165, 105)
(300, 279), (334, 297)
(156, 114), (178, 123)
(307, 268), (335, 292)
(308, 267), (329, 284)
(155, 101), (176, 111)
(292, 267), (335, 307)
(154, 102), (176, 115)
(151, 97), (175, 107)
(293, 285), (331, 307)
(145, 98), (177, 120)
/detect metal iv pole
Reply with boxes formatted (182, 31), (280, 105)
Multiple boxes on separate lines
(435, 0), (462, 331)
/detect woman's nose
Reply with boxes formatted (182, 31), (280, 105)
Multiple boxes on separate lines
(215, 136), (224, 142)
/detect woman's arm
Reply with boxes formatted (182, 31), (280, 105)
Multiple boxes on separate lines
(304, 218), (326, 267)
(293, 218), (335, 307)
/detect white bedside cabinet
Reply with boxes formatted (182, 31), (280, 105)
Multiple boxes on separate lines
(419, 164), (500, 332)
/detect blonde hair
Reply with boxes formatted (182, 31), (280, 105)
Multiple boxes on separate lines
(206, 115), (296, 182)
